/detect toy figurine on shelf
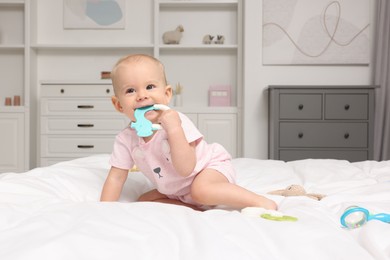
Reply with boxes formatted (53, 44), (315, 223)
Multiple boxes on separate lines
(162, 25), (184, 44)
(215, 35), (225, 44)
(202, 34), (214, 44)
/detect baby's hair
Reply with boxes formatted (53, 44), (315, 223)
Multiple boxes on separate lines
(111, 54), (168, 95)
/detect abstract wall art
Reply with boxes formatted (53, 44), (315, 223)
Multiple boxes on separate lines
(262, 0), (370, 65)
(64, 0), (125, 29)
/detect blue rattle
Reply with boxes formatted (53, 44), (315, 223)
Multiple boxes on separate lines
(340, 206), (390, 229)
(131, 104), (170, 137)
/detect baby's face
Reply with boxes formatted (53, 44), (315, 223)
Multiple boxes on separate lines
(111, 59), (172, 122)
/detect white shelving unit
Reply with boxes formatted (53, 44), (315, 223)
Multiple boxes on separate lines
(0, 0), (29, 173)
(0, 0), (242, 170)
(153, 0), (242, 157)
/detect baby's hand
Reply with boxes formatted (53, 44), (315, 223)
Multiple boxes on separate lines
(158, 109), (182, 134)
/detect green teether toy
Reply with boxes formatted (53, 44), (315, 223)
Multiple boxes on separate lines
(260, 213), (298, 222)
(241, 207), (298, 222)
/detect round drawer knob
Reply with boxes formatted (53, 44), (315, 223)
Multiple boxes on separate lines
(60, 89), (65, 94)
(344, 133), (350, 139)
(298, 132), (304, 138)
(106, 89), (110, 94)
(344, 104), (350, 110)
(298, 104), (304, 110)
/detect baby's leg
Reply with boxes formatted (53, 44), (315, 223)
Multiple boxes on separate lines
(138, 189), (202, 211)
(190, 169), (277, 210)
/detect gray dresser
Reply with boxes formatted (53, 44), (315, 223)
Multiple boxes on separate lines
(268, 85), (375, 162)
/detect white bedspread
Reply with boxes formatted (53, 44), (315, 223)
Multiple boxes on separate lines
(0, 155), (389, 260)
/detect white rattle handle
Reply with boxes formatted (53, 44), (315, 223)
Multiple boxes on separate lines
(151, 104), (170, 130)
(153, 104), (170, 111)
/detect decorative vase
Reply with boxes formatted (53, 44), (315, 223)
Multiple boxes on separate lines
(175, 94), (183, 106)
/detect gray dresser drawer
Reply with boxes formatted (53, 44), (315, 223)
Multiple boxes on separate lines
(325, 94), (368, 119)
(279, 94), (322, 119)
(279, 122), (368, 147)
(279, 150), (368, 162)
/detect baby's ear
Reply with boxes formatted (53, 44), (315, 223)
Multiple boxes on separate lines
(165, 85), (173, 100)
(111, 96), (123, 112)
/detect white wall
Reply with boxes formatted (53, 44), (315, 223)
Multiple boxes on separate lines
(28, 0), (376, 164)
(242, 0), (374, 159)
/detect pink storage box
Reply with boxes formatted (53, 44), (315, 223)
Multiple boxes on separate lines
(208, 85), (231, 106)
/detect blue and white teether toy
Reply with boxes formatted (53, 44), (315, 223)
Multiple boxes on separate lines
(340, 206), (390, 229)
(131, 104), (170, 137)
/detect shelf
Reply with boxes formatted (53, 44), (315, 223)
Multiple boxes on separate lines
(0, 45), (24, 49)
(31, 44), (237, 51)
(0, 1), (24, 6)
(157, 0), (238, 46)
(158, 1), (238, 8)
(159, 44), (237, 50)
(0, 106), (26, 113)
(31, 44), (154, 50)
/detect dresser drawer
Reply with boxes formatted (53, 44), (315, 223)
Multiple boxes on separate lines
(279, 122), (368, 148)
(279, 150), (368, 162)
(41, 84), (113, 97)
(41, 98), (115, 115)
(279, 94), (322, 119)
(325, 94), (368, 119)
(41, 136), (115, 157)
(41, 117), (128, 134)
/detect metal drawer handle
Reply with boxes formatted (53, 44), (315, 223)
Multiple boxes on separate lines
(77, 145), (95, 149)
(77, 105), (94, 109)
(298, 132), (304, 138)
(344, 104), (350, 110)
(344, 133), (350, 139)
(298, 104), (304, 110)
(77, 124), (94, 128)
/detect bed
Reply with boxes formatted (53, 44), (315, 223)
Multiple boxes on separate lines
(0, 155), (389, 260)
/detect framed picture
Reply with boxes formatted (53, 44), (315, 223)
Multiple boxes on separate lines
(262, 0), (370, 65)
(64, 0), (125, 29)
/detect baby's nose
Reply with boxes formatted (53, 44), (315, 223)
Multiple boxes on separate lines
(136, 90), (149, 101)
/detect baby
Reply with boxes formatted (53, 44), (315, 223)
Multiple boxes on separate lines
(100, 54), (277, 211)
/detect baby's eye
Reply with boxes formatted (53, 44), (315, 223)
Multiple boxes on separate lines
(125, 88), (135, 94)
(146, 84), (156, 90)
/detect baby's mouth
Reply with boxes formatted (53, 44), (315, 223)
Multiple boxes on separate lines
(136, 104), (154, 110)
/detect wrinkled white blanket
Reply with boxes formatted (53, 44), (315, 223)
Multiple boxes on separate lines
(0, 155), (389, 260)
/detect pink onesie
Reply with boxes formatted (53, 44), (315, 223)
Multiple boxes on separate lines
(109, 112), (236, 206)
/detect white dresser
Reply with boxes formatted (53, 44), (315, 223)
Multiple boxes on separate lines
(39, 82), (129, 166)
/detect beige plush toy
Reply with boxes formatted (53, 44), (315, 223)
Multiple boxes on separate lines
(268, 184), (326, 201)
